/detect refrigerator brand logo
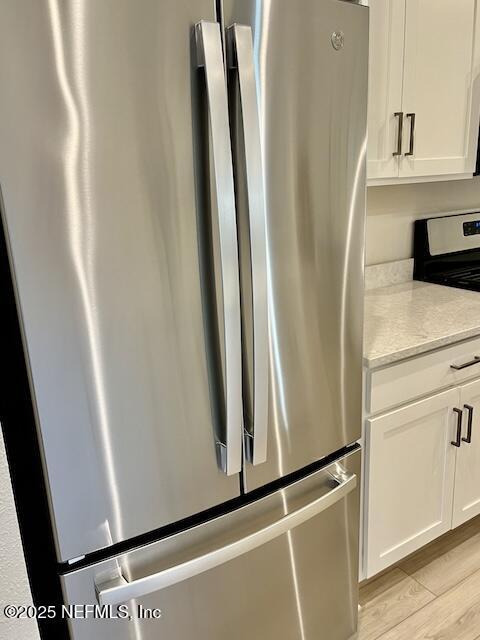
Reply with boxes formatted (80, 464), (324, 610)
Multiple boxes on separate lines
(331, 31), (345, 50)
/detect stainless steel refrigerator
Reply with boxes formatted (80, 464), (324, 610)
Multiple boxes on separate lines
(0, 0), (368, 638)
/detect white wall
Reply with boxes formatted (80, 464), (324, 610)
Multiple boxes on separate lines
(366, 177), (480, 265)
(0, 430), (39, 640)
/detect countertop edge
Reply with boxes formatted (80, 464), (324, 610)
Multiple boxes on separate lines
(364, 326), (480, 369)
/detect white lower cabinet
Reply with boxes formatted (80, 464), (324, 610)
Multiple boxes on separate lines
(452, 379), (480, 528)
(365, 389), (458, 577)
(364, 343), (480, 580)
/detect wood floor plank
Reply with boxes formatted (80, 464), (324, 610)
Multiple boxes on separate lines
(399, 516), (480, 575)
(376, 568), (480, 640)
(399, 516), (480, 595)
(358, 568), (435, 640)
(407, 530), (480, 596)
(359, 568), (409, 605)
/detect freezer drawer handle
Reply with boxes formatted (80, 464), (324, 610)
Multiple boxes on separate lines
(227, 24), (269, 466)
(96, 470), (357, 606)
(195, 21), (243, 476)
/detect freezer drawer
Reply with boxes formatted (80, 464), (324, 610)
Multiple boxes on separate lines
(62, 448), (360, 640)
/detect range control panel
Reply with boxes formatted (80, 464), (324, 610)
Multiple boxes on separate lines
(425, 212), (480, 255)
(463, 220), (480, 236)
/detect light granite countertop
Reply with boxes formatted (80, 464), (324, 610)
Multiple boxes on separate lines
(364, 281), (480, 368)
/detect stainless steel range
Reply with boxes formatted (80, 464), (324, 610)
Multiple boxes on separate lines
(415, 212), (480, 291)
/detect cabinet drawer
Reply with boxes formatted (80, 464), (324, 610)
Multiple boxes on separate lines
(368, 336), (480, 414)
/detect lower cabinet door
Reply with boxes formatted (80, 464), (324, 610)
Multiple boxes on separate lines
(453, 379), (480, 528)
(365, 389), (458, 577)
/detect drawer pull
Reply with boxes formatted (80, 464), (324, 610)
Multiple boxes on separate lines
(450, 356), (480, 371)
(452, 408), (463, 447)
(463, 404), (474, 444)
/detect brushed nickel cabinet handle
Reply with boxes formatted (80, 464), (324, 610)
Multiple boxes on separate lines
(393, 112), (403, 156)
(405, 113), (416, 156)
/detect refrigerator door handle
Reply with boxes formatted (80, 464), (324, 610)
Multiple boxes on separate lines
(96, 470), (357, 606)
(227, 24), (269, 466)
(195, 21), (243, 476)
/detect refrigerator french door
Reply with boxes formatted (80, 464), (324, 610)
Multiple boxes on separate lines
(225, 0), (368, 491)
(0, 0), (368, 638)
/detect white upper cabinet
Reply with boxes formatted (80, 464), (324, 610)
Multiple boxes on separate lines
(401, 0), (479, 179)
(368, 0), (480, 184)
(367, 0), (406, 180)
(367, 0), (405, 178)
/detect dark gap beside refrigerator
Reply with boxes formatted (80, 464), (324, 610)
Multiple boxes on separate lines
(0, 211), (69, 639)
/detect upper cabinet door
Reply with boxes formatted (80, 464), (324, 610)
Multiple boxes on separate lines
(367, 0), (406, 180)
(453, 378), (480, 528)
(400, 0), (480, 179)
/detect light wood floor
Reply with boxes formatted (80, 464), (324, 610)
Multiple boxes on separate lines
(358, 515), (480, 640)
